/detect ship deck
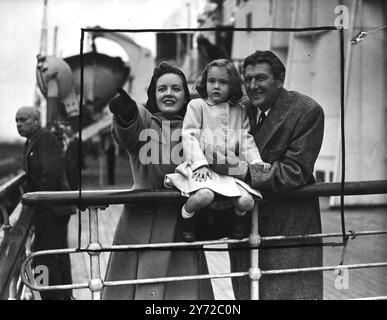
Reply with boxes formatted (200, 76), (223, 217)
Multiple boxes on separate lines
(68, 155), (387, 300)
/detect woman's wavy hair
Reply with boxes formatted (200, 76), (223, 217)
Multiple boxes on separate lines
(145, 62), (190, 117)
(195, 59), (243, 105)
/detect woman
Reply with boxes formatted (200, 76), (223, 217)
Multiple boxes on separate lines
(102, 62), (214, 300)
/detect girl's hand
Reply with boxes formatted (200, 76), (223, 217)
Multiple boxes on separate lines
(262, 162), (271, 173)
(192, 166), (212, 182)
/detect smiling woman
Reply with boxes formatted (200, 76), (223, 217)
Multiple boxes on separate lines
(102, 62), (214, 300)
(155, 73), (186, 116)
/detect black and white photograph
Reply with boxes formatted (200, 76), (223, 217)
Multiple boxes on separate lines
(0, 0), (386, 306)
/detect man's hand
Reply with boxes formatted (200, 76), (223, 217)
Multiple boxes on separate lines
(108, 88), (138, 122)
(192, 166), (212, 182)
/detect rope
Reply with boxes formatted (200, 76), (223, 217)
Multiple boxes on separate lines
(337, 230), (357, 275)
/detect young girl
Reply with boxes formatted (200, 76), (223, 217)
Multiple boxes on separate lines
(165, 59), (271, 242)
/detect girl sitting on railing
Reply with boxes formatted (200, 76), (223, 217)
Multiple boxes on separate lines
(165, 59), (270, 242)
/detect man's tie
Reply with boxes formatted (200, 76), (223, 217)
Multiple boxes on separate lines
(256, 112), (266, 131)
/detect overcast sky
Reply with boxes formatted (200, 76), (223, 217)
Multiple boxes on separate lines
(0, 0), (205, 142)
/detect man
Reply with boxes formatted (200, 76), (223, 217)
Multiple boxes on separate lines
(16, 106), (73, 300)
(230, 51), (324, 300)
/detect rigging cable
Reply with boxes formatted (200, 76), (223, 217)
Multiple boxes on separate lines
(77, 30), (85, 251)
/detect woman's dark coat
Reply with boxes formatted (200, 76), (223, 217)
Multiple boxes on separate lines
(102, 104), (214, 300)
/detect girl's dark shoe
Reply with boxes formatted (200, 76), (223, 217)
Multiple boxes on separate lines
(181, 216), (196, 242)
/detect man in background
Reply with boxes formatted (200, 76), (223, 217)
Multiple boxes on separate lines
(16, 106), (73, 300)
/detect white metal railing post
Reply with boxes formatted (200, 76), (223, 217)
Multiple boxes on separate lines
(249, 200), (261, 300)
(87, 206), (104, 300)
(8, 273), (18, 300)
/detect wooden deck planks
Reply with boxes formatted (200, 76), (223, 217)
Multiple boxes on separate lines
(321, 199), (387, 300)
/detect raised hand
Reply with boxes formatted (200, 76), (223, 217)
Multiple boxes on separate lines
(108, 88), (138, 122)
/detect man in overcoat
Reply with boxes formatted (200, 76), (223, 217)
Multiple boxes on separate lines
(229, 50), (325, 300)
(16, 106), (73, 300)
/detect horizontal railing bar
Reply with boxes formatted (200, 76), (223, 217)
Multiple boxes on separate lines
(262, 262), (387, 275)
(19, 241), (247, 257)
(22, 189), (183, 206)
(72, 229), (387, 250)
(21, 258), (387, 291)
(0, 171), (26, 202)
(351, 296), (387, 300)
(265, 180), (387, 199)
(17, 229), (387, 255)
(102, 239), (247, 249)
(22, 272), (249, 291)
(24, 282), (90, 291)
(22, 180), (387, 206)
(263, 230), (387, 242)
(103, 272), (248, 287)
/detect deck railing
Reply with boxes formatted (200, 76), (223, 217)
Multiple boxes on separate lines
(0, 171), (33, 300)
(17, 180), (387, 300)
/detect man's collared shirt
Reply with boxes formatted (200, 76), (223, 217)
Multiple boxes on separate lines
(256, 108), (271, 125)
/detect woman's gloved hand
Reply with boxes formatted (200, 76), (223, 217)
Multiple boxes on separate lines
(108, 88), (138, 123)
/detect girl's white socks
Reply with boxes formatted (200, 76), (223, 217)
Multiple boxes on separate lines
(182, 205), (195, 219)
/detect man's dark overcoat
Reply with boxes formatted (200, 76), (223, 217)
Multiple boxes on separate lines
(230, 88), (325, 300)
(23, 127), (73, 299)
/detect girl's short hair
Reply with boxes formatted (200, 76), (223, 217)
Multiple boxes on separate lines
(145, 62), (190, 117)
(196, 59), (243, 105)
